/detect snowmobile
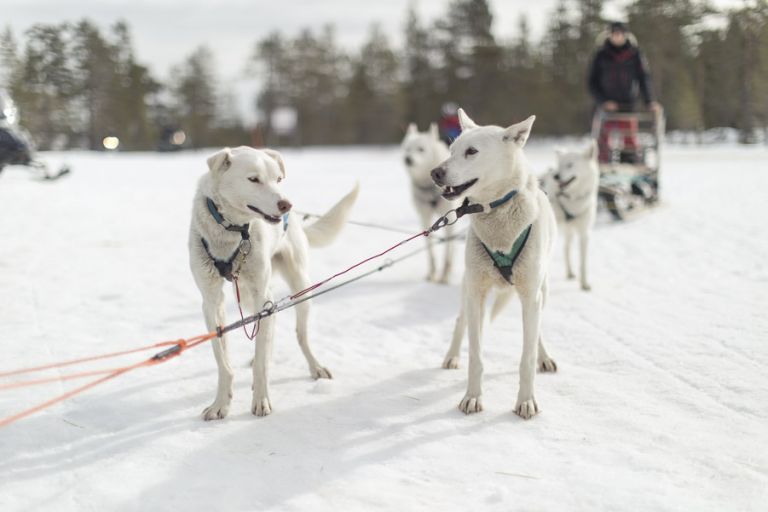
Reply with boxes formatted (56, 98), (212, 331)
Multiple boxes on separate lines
(591, 108), (664, 220)
(0, 89), (70, 181)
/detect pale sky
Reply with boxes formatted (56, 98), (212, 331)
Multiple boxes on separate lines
(5, 0), (625, 77)
(4, 0), (740, 123)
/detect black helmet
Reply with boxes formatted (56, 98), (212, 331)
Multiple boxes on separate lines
(609, 21), (628, 33)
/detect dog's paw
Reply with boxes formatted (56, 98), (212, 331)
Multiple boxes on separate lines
(566, 271), (576, 280)
(539, 358), (558, 372)
(202, 401), (230, 421)
(312, 366), (333, 379)
(442, 356), (460, 369)
(426, 272), (437, 283)
(458, 394), (483, 414)
(514, 398), (539, 419)
(581, 282), (592, 291)
(251, 395), (273, 417)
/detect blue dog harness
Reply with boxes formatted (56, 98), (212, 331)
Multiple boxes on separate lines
(478, 190), (533, 285)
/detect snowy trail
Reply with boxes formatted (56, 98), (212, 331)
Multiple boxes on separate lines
(0, 144), (766, 511)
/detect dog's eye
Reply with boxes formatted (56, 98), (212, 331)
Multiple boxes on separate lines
(464, 147), (478, 157)
(248, 176), (260, 184)
(277, 177), (283, 183)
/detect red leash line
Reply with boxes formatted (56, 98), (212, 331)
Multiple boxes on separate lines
(0, 367), (128, 390)
(0, 362), (145, 428)
(230, 230), (430, 339)
(0, 333), (217, 428)
(291, 230), (429, 300)
(0, 339), (186, 378)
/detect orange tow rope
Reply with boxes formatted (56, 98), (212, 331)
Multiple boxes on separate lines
(0, 332), (216, 428)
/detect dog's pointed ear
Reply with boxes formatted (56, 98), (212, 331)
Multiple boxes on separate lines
(406, 123), (418, 136)
(457, 108), (477, 131)
(207, 147), (232, 173)
(429, 122), (439, 139)
(585, 139), (598, 160)
(262, 148), (286, 179)
(503, 115), (536, 147)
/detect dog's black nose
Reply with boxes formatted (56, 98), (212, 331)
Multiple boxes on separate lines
(277, 199), (293, 214)
(404, 156), (413, 166)
(431, 166), (446, 185)
(553, 173), (561, 181)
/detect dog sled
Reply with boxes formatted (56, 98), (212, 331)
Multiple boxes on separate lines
(591, 109), (664, 220)
(0, 89), (70, 181)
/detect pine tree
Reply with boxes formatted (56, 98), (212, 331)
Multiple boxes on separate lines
(0, 26), (19, 91)
(401, 6), (440, 130)
(345, 25), (400, 143)
(170, 46), (217, 148)
(20, 23), (78, 148)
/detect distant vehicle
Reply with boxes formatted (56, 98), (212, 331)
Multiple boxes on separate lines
(157, 126), (187, 152)
(591, 108), (664, 220)
(0, 89), (70, 180)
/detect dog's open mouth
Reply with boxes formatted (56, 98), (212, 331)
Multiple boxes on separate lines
(442, 178), (478, 199)
(247, 205), (281, 224)
(557, 176), (577, 191)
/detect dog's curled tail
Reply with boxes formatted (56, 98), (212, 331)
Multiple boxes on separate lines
(303, 182), (360, 248)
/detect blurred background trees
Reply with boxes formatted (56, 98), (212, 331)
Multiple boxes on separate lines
(1, 0), (766, 149)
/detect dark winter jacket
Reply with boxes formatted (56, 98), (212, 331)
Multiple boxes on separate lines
(588, 38), (654, 110)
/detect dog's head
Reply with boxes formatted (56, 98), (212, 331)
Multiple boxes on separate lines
(206, 146), (291, 225)
(550, 140), (599, 192)
(430, 108), (535, 203)
(401, 123), (445, 180)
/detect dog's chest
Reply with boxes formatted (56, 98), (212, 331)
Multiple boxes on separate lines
(470, 197), (536, 253)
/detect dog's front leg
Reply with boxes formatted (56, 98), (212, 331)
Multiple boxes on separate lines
(459, 282), (488, 414)
(579, 230), (591, 291)
(439, 223), (454, 284)
(443, 276), (466, 369)
(516, 291), (542, 419)
(564, 228), (575, 280)
(417, 208), (437, 281)
(201, 289), (234, 421)
(252, 310), (275, 417)
(250, 272), (275, 417)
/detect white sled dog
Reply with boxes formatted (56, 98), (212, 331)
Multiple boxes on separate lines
(543, 141), (599, 291)
(401, 123), (456, 282)
(431, 109), (558, 419)
(188, 146), (358, 419)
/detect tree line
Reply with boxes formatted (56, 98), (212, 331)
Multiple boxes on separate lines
(0, 21), (249, 150)
(1, 0), (767, 150)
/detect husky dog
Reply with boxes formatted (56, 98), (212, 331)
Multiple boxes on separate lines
(188, 146), (358, 419)
(401, 123), (456, 282)
(431, 109), (558, 419)
(543, 141), (599, 291)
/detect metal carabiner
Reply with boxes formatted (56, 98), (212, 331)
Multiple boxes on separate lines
(430, 208), (460, 233)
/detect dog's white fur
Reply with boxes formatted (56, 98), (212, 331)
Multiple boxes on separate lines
(401, 123), (456, 282)
(432, 109), (558, 419)
(188, 146), (358, 420)
(543, 141), (599, 291)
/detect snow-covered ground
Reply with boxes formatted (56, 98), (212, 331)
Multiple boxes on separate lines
(0, 143), (766, 511)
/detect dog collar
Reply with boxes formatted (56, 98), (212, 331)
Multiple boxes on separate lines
(206, 197), (251, 235)
(489, 189), (519, 209)
(457, 189), (518, 217)
(430, 189), (520, 231)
